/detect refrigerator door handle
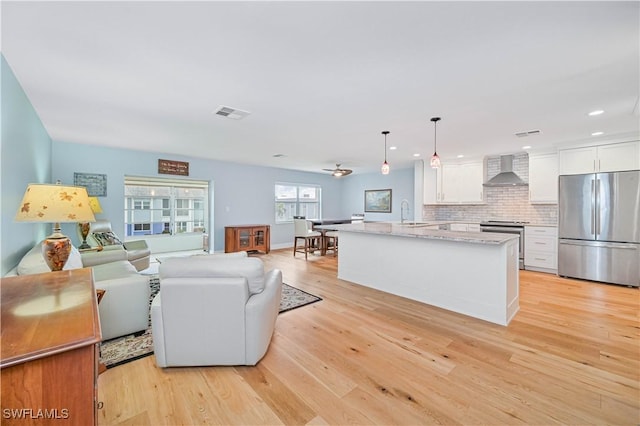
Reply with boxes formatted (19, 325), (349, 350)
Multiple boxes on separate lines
(590, 178), (595, 236)
(595, 178), (601, 237)
(559, 240), (638, 250)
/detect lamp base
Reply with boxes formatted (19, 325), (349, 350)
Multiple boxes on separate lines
(78, 222), (91, 250)
(42, 235), (72, 271)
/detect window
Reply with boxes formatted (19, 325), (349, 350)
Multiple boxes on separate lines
(134, 223), (151, 232)
(133, 199), (150, 210)
(275, 183), (321, 223)
(124, 176), (209, 237)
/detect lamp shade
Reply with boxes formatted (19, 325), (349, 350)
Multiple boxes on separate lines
(15, 184), (96, 224)
(88, 197), (103, 214)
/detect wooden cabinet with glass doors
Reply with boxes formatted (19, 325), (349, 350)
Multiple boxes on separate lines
(225, 225), (270, 254)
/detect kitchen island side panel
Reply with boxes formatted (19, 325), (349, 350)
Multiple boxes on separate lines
(337, 231), (519, 325)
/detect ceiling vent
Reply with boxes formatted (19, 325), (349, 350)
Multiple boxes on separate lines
(214, 106), (251, 120)
(515, 129), (541, 138)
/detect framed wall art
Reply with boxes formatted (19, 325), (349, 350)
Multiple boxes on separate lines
(158, 159), (189, 176)
(364, 189), (392, 213)
(74, 172), (107, 196)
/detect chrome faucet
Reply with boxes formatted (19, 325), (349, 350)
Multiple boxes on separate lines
(400, 199), (410, 223)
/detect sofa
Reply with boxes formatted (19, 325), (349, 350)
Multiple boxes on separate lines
(151, 253), (283, 367)
(14, 243), (150, 341)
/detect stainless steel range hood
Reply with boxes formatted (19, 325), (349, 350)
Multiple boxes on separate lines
(483, 155), (528, 187)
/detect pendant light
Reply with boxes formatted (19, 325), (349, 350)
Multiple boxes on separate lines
(430, 117), (441, 168)
(381, 131), (390, 175)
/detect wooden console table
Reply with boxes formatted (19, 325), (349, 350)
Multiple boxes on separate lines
(1, 268), (102, 425)
(225, 224), (270, 254)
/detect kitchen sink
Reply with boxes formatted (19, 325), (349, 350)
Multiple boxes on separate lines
(397, 222), (433, 227)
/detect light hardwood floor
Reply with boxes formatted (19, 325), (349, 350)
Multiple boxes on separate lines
(98, 249), (639, 425)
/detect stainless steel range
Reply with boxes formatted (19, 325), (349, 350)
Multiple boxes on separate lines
(480, 220), (529, 269)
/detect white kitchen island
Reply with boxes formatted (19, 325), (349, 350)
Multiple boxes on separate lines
(318, 222), (520, 326)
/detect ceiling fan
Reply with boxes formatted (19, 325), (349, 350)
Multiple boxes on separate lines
(323, 164), (353, 177)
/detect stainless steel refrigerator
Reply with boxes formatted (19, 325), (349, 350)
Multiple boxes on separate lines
(558, 170), (640, 287)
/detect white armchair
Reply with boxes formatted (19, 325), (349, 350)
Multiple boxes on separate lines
(151, 254), (283, 367)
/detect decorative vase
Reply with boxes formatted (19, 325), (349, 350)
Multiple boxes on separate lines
(42, 237), (72, 271)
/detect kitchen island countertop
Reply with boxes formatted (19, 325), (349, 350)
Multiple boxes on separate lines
(316, 222), (518, 245)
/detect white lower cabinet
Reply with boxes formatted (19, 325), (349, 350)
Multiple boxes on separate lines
(525, 226), (557, 273)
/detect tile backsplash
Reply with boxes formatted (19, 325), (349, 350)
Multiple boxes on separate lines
(422, 153), (558, 225)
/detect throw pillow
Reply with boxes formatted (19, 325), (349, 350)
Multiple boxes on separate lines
(93, 231), (123, 246)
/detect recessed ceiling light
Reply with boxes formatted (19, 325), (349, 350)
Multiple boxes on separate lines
(591, 131), (604, 136)
(588, 109), (604, 116)
(522, 146), (531, 150)
(389, 146), (397, 150)
(457, 155), (464, 158)
(272, 154), (286, 158)
(413, 153), (421, 157)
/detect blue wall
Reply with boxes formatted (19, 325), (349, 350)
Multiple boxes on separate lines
(1, 56), (53, 275)
(341, 167), (415, 222)
(52, 142), (413, 251)
(51, 141), (350, 252)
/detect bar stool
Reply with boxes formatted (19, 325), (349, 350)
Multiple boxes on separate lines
(324, 231), (338, 256)
(293, 217), (321, 260)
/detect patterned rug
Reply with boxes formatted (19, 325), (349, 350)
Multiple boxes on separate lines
(99, 277), (321, 369)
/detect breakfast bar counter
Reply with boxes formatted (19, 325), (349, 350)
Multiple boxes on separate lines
(316, 222), (520, 325)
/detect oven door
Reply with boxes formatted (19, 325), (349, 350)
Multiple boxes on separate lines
(480, 226), (524, 269)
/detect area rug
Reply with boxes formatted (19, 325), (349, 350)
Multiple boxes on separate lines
(99, 277), (321, 369)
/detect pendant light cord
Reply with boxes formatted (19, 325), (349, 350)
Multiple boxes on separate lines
(430, 117), (441, 154)
(384, 133), (388, 161)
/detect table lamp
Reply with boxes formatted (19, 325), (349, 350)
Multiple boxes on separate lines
(78, 196), (103, 249)
(15, 182), (96, 271)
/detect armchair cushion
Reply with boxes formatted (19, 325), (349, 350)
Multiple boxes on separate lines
(81, 246), (127, 267)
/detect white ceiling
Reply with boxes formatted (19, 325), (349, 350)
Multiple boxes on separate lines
(2, 1), (639, 175)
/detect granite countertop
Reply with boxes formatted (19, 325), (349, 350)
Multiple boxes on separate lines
(315, 222), (519, 245)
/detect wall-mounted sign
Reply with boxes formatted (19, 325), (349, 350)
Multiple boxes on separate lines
(158, 159), (189, 176)
(74, 172), (107, 196)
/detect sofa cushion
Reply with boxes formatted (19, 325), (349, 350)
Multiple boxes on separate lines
(17, 243), (83, 275)
(93, 231), (123, 246)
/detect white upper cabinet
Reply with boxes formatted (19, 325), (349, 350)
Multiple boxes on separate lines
(458, 162), (484, 203)
(439, 164), (461, 203)
(423, 164), (438, 205)
(424, 160), (484, 204)
(558, 141), (640, 175)
(529, 153), (558, 204)
(597, 142), (640, 172)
